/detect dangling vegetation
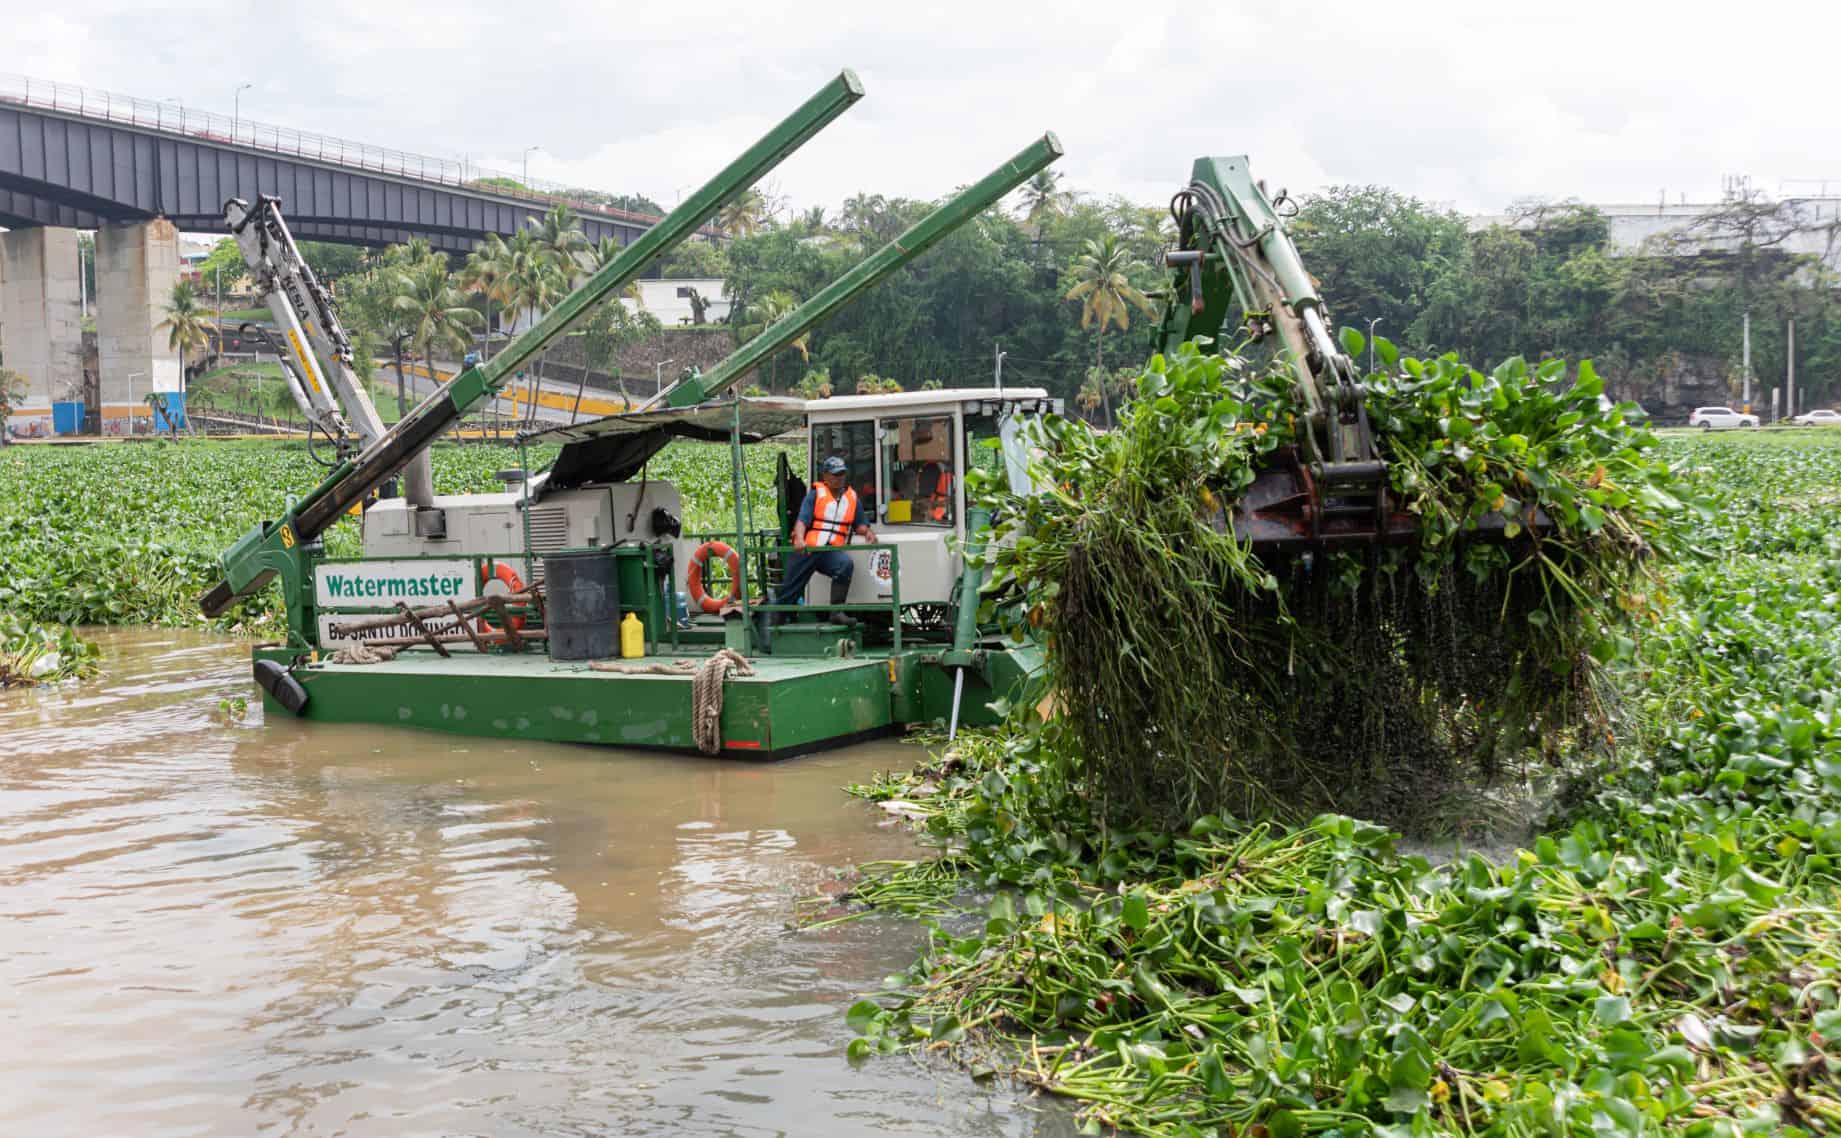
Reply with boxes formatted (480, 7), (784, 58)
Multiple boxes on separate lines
(977, 340), (1682, 830)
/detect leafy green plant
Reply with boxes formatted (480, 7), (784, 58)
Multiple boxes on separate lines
(0, 612), (100, 686)
(977, 341), (1685, 829)
(0, 439), (795, 634)
(834, 428), (1841, 1138)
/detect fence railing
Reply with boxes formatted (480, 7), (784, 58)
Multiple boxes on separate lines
(0, 73), (672, 228)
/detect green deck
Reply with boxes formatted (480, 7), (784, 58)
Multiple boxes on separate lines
(283, 649), (899, 757)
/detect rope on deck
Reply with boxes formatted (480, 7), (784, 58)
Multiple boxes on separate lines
(590, 648), (755, 755)
(329, 643), (398, 665)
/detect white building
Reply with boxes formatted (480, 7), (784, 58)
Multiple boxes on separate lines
(624, 278), (730, 326)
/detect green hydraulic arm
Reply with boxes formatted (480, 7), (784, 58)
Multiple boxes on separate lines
(654, 132), (1064, 408)
(198, 69), (866, 631)
(1154, 155), (1374, 476)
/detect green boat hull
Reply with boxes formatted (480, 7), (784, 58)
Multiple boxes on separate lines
(257, 642), (1041, 758)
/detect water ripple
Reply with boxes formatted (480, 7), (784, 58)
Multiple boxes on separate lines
(0, 628), (1066, 1137)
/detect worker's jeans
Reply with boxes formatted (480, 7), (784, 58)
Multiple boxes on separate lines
(774, 548), (853, 606)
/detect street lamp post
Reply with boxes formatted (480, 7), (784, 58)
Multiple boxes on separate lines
(655, 358), (675, 397)
(1366, 317), (1384, 374)
(232, 83), (251, 139)
(522, 146), (541, 188)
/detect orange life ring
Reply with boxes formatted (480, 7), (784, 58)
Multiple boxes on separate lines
(479, 562), (527, 637)
(686, 541), (741, 615)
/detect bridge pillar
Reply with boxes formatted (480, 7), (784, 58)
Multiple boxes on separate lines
(95, 219), (183, 434)
(0, 227), (84, 438)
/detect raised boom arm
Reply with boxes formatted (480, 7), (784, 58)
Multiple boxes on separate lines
(199, 69), (866, 624)
(1156, 156), (1377, 477)
(225, 194), (437, 504)
(1153, 156), (1415, 549)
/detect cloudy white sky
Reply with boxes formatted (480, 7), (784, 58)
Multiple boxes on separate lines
(9, 0), (1840, 216)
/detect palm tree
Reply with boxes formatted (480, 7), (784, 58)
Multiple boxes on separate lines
(717, 189), (769, 238)
(500, 230), (566, 422)
(741, 289), (807, 389)
(1064, 235), (1156, 427)
(839, 192), (887, 238)
(459, 234), (511, 359)
(528, 203), (590, 286)
(799, 205), (828, 233)
(158, 280), (211, 418)
(1017, 170), (1071, 228)
(394, 236), (437, 270)
(391, 261), (483, 407)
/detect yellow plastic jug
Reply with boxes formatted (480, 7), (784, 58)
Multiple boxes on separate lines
(620, 612), (645, 658)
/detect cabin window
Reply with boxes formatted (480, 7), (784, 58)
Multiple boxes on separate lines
(809, 420), (878, 519)
(878, 414), (956, 527)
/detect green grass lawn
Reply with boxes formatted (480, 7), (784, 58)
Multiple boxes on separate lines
(210, 307), (275, 324)
(188, 363), (412, 424)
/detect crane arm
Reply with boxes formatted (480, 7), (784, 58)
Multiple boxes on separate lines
(224, 196), (390, 454)
(199, 69), (867, 628)
(1155, 156), (1379, 479)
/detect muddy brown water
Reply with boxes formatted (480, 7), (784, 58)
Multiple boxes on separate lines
(0, 630), (1072, 1137)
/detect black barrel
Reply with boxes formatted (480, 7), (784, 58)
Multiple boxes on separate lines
(544, 549), (620, 661)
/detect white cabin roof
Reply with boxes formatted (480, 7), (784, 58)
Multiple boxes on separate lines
(805, 386), (1052, 420)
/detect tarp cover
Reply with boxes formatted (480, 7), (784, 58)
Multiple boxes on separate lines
(526, 397), (807, 490)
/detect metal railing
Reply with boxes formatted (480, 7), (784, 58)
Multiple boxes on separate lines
(0, 73), (671, 226)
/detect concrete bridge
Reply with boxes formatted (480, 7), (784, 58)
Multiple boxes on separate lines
(0, 73), (675, 436)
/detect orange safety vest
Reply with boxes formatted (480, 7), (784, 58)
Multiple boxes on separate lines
(927, 467), (952, 521)
(806, 483), (859, 547)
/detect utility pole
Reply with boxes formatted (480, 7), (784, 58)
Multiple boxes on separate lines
(1788, 318), (1797, 420)
(1773, 387), (1781, 424)
(994, 342), (1006, 394)
(1741, 311), (1750, 411)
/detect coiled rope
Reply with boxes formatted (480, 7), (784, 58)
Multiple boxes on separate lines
(590, 648), (755, 754)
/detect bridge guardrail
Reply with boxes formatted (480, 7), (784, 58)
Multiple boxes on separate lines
(0, 72), (691, 231)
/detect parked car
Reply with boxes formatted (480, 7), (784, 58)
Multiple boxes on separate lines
(1687, 406), (1759, 430)
(1790, 408), (1841, 427)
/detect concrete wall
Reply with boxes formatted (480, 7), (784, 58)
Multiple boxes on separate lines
(0, 226), (84, 435)
(95, 219), (182, 424)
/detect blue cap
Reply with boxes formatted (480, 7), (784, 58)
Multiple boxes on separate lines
(821, 456), (848, 475)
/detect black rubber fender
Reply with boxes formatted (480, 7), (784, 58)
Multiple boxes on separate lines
(253, 659), (310, 716)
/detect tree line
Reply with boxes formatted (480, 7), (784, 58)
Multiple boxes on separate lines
(188, 171), (1841, 423)
(679, 173), (1841, 415)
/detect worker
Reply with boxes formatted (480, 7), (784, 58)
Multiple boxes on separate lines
(775, 455), (875, 625)
(918, 460), (953, 522)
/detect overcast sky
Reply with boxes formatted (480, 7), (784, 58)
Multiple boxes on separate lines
(12, 1), (1841, 218)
